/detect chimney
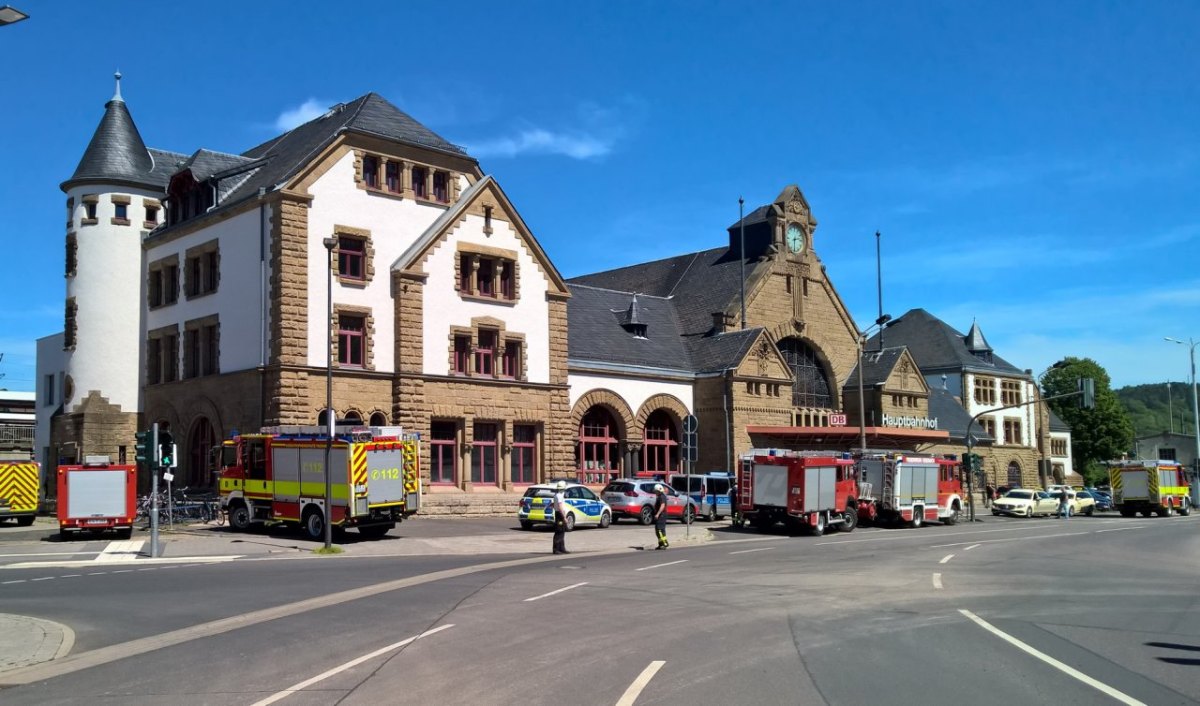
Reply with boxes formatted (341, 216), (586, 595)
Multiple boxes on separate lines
(712, 312), (727, 334)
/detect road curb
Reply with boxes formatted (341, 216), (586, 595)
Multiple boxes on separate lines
(0, 613), (74, 672)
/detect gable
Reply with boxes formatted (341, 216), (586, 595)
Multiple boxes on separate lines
(393, 176), (570, 297)
(881, 350), (929, 395)
(733, 332), (793, 381)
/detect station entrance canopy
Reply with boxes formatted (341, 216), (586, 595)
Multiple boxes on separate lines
(745, 425), (950, 453)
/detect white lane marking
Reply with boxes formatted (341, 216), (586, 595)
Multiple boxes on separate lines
(31, 577), (54, 582)
(729, 547), (774, 555)
(111, 570), (133, 574)
(2, 579), (26, 585)
(1095, 527), (1145, 533)
(963, 543), (981, 551)
(0, 551), (102, 558)
(524, 582), (588, 602)
(932, 573), (943, 590)
(95, 540), (145, 562)
(248, 624), (454, 706)
(940, 554), (954, 564)
(815, 524), (1073, 546)
(86, 572), (106, 576)
(959, 609), (1147, 705)
(60, 574), (81, 578)
(929, 531), (1089, 548)
(636, 560), (688, 572)
(616, 660), (666, 706)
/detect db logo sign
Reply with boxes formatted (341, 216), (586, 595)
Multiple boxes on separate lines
(828, 414), (848, 427)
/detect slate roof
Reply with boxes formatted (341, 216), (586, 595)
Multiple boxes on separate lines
(928, 387), (995, 444)
(1048, 409), (1071, 432)
(685, 328), (763, 374)
(568, 246), (761, 338)
(567, 285), (690, 371)
(63, 97), (160, 190)
(843, 346), (905, 389)
(867, 309), (1025, 376)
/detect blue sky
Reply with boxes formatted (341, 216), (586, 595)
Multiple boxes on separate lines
(1, 1), (1197, 391)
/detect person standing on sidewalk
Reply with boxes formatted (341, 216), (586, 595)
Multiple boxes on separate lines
(1058, 486), (1071, 520)
(653, 484), (670, 550)
(552, 480), (570, 554)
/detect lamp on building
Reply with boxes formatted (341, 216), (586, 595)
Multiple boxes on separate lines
(1164, 336), (1200, 505)
(0, 6), (30, 26)
(323, 236), (337, 550)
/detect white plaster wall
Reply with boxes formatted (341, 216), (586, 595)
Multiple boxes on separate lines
(1050, 430), (1074, 473)
(306, 152), (450, 371)
(963, 372), (1039, 446)
(144, 206), (272, 373)
(64, 185), (160, 413)
(568, 373), (694, 418)
(35, 332), (66, 467)
(422, 214), (551, 382)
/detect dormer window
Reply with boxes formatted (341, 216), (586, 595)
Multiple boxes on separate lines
(166, 172), (215, 227)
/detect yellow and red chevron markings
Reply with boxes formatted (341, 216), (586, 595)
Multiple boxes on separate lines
(350, 445), (368, 487)
(1, 463), (39, 513)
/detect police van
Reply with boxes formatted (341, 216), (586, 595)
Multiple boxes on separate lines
(669, 472), (734, 521)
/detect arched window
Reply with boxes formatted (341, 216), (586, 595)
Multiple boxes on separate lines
(369, 411), (388, 427)
(643, 410), (679, 474)
(777, 338), (833, 408)
(343, 410), (362, 424)
(188, 417), (217, 487)
(578, 407), (620, 483)
(316, 409), (333, 427)
(1007, 461), (1022, 486)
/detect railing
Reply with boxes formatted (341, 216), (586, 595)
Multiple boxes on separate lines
(0, 425), (34, 448)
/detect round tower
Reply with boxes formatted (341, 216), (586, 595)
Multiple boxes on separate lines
(53, 73), (166, 462)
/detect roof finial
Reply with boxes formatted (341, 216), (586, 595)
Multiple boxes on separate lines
(112, 70), (123, 102)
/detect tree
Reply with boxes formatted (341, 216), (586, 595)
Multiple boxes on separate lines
(1040, 357), (1135, 485)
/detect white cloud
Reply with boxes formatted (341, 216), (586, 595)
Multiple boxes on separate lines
(274, 99), (329, 132)
(467, 128), (613, 160)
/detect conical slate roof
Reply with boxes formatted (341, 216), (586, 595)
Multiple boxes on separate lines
(964, 320), (992, 353)
(62, 84), (158, 191)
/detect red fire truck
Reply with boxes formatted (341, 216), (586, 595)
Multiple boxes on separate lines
(856, 453), (964, 528)
(737, 451), (859, 536)
(56, 459), (137, 539)
(218, 426), (421, 541)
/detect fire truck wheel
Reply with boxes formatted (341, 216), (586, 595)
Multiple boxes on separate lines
(810, 514), (826, 537)
(1159, 505), (1173, 518)
(639, 506), (654, 525)
(229, 503), (251, 532)
(302, 508), (325, 541)
(910, 509), (923, 529)
(943, 503), (960, 525)
(16, 516), (35, 527)
(117, 527), (133, 540)
(1180, 500), (1191, 516)
(840, 508), (857, 533)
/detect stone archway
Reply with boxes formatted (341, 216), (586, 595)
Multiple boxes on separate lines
(634, 394), (689, 432)
(571, 389), (636, 482)
(571, 389), (636, 440)
(1006, 460), (1022, 487)
(775, 336), (838, 409)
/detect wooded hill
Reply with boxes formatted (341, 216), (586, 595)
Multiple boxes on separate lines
(1115, 382), (1197, 439)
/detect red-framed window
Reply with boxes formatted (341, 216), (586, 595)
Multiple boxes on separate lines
(501, 341), (521, 379)
(412, 166), (427, 198)
(475, 330), (496, 376)
(459, 254), (473, 293)
(471, 423), (498, 484)
(500, 261), (514, 299)
(578, 407), (619, 483)
(338, 237), (365, 280)
(478, 258), (494, 297)
(385, 162), (400, 193)
(512, 424), (537, 484)
(363, 155), (379, 188)
(433, 171), (448, 202)
(453, 335), (470, 374)
(642, 410), (679, 474)
(338, 314), (365, 367)
(430, 421), (458, 484)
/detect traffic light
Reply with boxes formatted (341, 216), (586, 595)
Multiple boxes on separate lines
(157, 430), (175, 468)
(134, 429), (154, 465)
(1079, 377), (1095, 410)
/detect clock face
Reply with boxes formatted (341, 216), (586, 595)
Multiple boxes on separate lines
(786, 224), (806, 253)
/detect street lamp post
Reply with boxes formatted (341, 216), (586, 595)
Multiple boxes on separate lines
(1164, 337), (1200, 505)
(856, 315), (892, 456)
(323, 236), (337, 550)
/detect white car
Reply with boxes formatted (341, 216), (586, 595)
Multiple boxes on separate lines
(518, 482), (612, 530)
(992, 489), (1060, 517)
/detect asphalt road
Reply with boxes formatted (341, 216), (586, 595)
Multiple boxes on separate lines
(2, 513), (1198, 705)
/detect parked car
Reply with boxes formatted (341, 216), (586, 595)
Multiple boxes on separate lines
(518, 482), (612, 530)
(1073, 490), (1098, 516)
(600, 479), (696, 524)
(992, 489), (1060, 517)
(1087, 490), (1113, 512)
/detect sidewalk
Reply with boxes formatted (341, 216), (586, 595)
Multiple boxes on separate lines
(0, 614), (73, 672)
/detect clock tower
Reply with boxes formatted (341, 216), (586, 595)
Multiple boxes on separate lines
(770, 184), (816, 262)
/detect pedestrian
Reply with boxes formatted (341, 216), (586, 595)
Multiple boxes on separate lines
(729, 483), (740, 527)
(1058, 486), (1071, 520)
(552, 480), (570, 554)
(653, 483), (670, 550)
(984, 483), (994, 508)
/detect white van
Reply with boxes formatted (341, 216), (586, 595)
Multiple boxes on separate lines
(669, 472), (734, 521)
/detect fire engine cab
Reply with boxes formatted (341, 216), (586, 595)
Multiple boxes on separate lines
(218, 426), (421, 540)
(737, 451), (858, 536)
(856, 453), (964, 527)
